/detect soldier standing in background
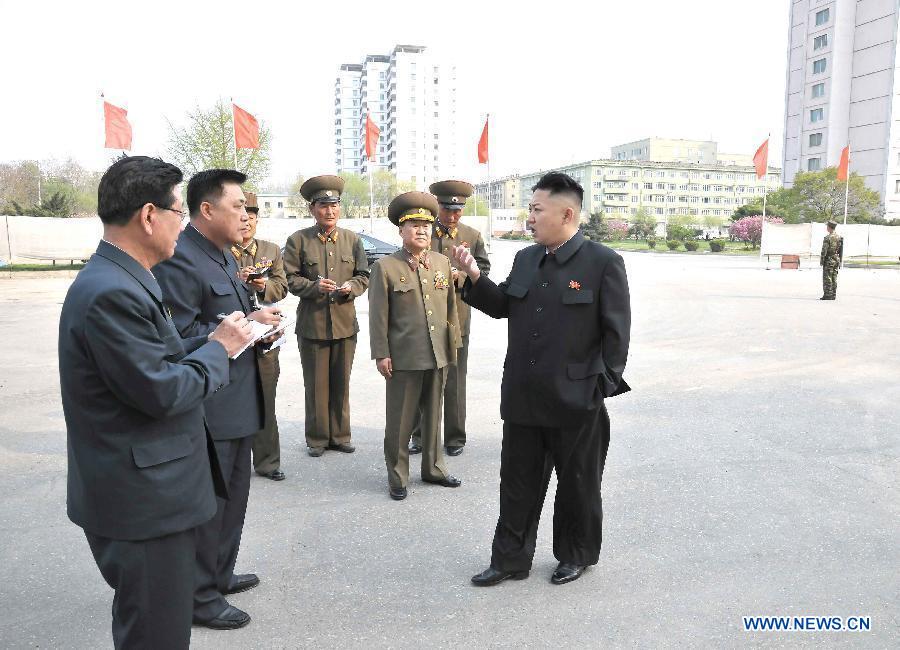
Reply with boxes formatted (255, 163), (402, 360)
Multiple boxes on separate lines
(234, 192), (289, 480)
(820, 220), (843, 300)
(283, 175), (370, 457)
(409, 180), (490, 457)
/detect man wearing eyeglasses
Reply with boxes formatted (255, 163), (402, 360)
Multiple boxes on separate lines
(282, 175), (370, 457)
(59, 156), (255, 648)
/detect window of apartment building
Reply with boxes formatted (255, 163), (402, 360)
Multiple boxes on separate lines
(807, 157), (822, 171)
(668, 183), (676, 190)
(632, 170), (640, 177)
(631, 196), (638, 203)
(702, 184), (711, 191)
(593, 182), (602, 188)
(632, 183), (639, 189)
(815, 8), (829, 25)
(810, 107), (824, 122)
(809, 132), (823, 147)
(657, 171), (666, 178)
(813, 34), (828, 50)
(656, 208), (664, 215)
(678, 196), (688, 202)
(690, 196), (699, 203)
(644, 182), (653, 189)
(433, 112), (439, 117)
(264, 202), (271, 208)
(895, 180), (900, 194)
(667, 195), (676, 202)
(593, 194), (602, 202)
(813, 58), (826, 74)
(811, 82), (825, 98)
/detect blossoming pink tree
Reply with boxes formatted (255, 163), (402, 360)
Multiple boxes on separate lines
(729, 216), (784, 248)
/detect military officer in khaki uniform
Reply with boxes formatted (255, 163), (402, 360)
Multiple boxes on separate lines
(409, 180), (490, 457)
(233, 192), (289, 480)
(283, 176), (370, 456)
(369, 192), (463, 500)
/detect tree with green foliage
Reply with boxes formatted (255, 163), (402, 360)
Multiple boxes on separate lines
(628, 207), (656, 240)
(463, 195), (491, 216)
(733, 168), (883, 224)
(1, 159), (100, 216)
(582, 211), (606, 241)
(166, 99), (272, 190)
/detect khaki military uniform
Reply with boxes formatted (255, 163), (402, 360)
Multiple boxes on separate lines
(820, 230), (843, 300)
(369, 249), (462, 488)
(231, 238), (288, 474)
(283, 226), (369, 449)
(411, 220), (490, 449)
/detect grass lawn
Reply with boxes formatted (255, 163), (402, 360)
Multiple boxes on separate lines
(1, 263), (86, 272)
(605, 240), (759, 256)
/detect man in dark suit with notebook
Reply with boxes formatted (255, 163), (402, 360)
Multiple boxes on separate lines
(154, 169), (281, 631)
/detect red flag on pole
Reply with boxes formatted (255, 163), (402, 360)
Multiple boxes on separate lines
(232, 103), (259, 149)
(103, 102), (132, 150)
(837, 145), (850, 181)
(477, 117), (489, 164)
(752, 138), (769, 179)
(365, 113), (380, 161)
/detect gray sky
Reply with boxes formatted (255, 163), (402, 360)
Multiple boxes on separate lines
(1, 0), (789, 187)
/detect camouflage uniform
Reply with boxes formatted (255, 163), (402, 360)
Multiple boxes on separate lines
(820, 226), (843, 300)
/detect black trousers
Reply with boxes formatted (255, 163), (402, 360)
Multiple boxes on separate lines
(491, 406), (611, 572)
(85, 527), (196, 649)
(193, 435), (253, 622)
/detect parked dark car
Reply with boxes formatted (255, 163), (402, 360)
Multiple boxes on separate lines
(358, 232), (399, 267)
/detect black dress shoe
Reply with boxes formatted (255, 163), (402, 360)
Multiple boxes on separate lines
(223, 573), (259, 595)
(195, 604), (251, 630)
(307, 447), (325, 457)
(389, 486), (407, 500)
(258, 469), (285, 481)
(328, 442), (356, 453)
(423, 474), (461, 488)
(551, 562), (587, 585)
(408, 441), (423, 454)
(445, 445), (464, 456)
(471, 566), (529, 586)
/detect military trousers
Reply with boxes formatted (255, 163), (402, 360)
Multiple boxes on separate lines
(384, 367), (450, 488)
(490, 405), (611, 573)
(411, 334), (469, 448)
(193, 435), (252, 623)
(822, 260), (839, 298)
(298, 335), (356, 449)
(252, 347), (281, 474)
(85, 527), (196, 649)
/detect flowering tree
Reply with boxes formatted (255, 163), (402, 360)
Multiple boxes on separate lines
(607, 219), (629, 240)
(729, 215), (784, 248)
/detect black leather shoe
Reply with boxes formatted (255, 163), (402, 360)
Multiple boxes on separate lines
(328, 442), (356, 453)
(259, 469), (285, 481)
(389, 486), (407, 500)
(195, 604), (251, 630)
(223, 573), (259, 594)
(445, 445), (464, 456)
(307, 447), (325, 457)
(423, 475), (461, 488)
(551, 562), (587, 585)
(408, 441), (423, 454)
(471, 567), (529, 586)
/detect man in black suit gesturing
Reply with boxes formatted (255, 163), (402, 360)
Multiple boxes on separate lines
(453, 172), (631, 586)
(154, 169), (281, 630)
(59, 156), (255, 648)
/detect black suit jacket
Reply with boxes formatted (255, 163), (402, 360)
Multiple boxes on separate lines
(59, 241), (230, 541)
(463, 230), (631, 428)
(153, 225), (264, 441)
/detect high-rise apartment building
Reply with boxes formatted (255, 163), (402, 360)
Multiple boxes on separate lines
(334, 45), (458, 188)
(782, 0), (900, 219)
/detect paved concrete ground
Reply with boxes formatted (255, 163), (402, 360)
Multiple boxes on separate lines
(0, 240), (897, 648)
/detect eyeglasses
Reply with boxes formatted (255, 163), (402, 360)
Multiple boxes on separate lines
(153, 205), (188, 218)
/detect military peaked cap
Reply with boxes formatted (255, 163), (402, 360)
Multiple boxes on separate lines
(301, 175), (344, 203)
(429, 180), (474, 209)
(244, 191), (258, 213)
(388, 192), (439, 226)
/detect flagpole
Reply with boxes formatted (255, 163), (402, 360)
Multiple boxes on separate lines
(230, 98), (238, 170)
(758, 133), (770, 265)
(486, 113), (492, 244)
(842, 173), (849, 226)
(368, 162), (375, 234)
(35, 160), (41, 207)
